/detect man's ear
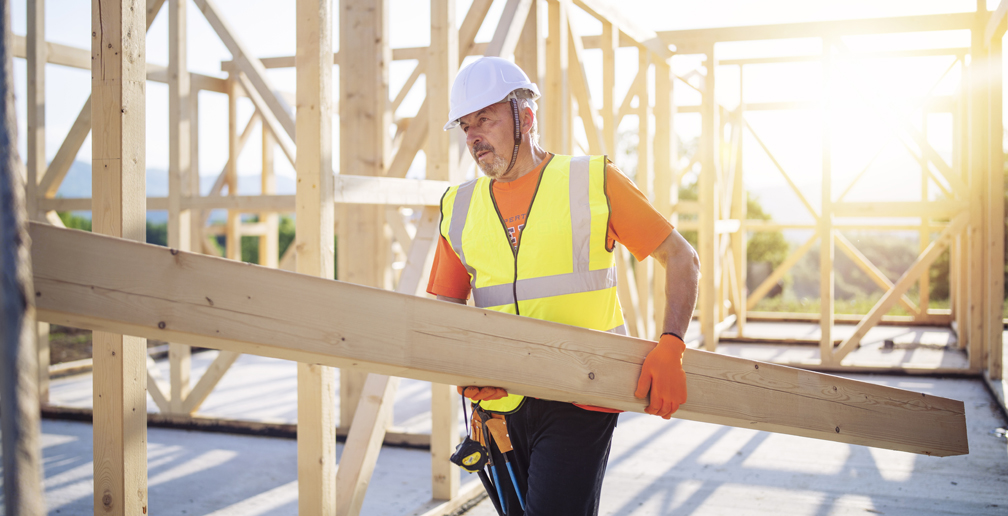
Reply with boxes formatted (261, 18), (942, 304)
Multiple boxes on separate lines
(521, 106), (535, 135)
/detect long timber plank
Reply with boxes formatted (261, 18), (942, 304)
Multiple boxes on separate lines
(29, 223), (968, 457)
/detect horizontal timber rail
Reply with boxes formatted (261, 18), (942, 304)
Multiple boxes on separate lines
(31, 223), (968, 457)
(35, 176), (449, 212)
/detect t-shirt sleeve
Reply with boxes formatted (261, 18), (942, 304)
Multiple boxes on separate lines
(426, 235), (473, 300)
(606, 162), (674, 261)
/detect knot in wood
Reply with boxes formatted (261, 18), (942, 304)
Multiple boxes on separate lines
(158, 321), (166, 329)
(835, 426), (840, 433)
(588, 372), (595, 380)
(754, 364), (759, 370)
(103, 493), (113, 507)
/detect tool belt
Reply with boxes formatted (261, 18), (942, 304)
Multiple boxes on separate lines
(449, 397), (526, 515)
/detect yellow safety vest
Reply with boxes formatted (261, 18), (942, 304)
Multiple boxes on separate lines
(439, 154), (626, 413)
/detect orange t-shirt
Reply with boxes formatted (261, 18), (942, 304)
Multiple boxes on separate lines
(426, 156), (674, 412)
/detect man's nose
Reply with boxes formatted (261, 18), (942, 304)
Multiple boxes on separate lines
(466, 131), (481, 148)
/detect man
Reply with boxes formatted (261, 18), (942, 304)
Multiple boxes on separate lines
(427, 56), (700, 516)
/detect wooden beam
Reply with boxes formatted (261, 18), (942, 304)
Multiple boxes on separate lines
(567, 18), (606, 155)
(834, 232), (921, 316)
(833, 214), (969, 362)
(572, 0), (673, 61)
(335, 374), (399, 516)
(339, 0), (391, 427)
(233, 71), (297, 164)
(986, 0), (1008, 43)
(30, 223), (970, 457)
(225, 79), (241, 262)
(987, 34), (1004, 380)
(260, 127), (279, 268)
(180, 350), (240, 413)
(486, 0), (533, 58)
(658, 13), (975, 49)
(167, 0), (192, 414)
(334, 176), (449, 206)
(545, 0), (570, 153)
(38, 97), (90, 198)
(699, 45), (718, 350)
(193, 0), (295, 140)
(821, 38), (835, 364)
(747, 231), (819, 310)
(37, 0), (164, 201)
(832, 201), (970, 219)
(25, 0), (44, 221)
(296, 0), (336, 512)
(91, 0), (149, 513)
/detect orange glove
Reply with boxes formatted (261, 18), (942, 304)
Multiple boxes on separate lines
(634, 333), (687, 419)
(456, 385), (508, 401)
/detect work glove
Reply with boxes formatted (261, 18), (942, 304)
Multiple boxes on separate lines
(634, 333), (688, 419)
(457, 385), (508, 401)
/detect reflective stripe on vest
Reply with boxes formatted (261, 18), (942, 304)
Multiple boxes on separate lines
(439, 155), (627, 412)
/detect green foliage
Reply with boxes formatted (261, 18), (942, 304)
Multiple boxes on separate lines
(790, 232), (920, 301)
(146, 222), (167, 247)
(57, 212), (91, 231)
(675, 182), (789, 271)
(279, 215), (295, 259)
(57, 212), (169, 247)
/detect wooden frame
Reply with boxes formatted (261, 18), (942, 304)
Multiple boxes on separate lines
(12, 1), (1006, 512)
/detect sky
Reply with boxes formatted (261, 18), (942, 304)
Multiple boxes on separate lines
(7, 0), (1006, 222)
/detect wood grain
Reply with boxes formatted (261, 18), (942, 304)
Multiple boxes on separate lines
(31, 223), (969, 457)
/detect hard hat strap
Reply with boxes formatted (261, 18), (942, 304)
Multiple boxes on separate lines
(504, 98), (522, 175)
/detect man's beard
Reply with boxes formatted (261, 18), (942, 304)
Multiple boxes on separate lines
(471, 142), (508, 179)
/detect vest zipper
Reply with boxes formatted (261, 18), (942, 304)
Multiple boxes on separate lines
(488, 155), (552, 316)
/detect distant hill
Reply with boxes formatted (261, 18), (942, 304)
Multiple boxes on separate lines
(55, 160), (297, 223)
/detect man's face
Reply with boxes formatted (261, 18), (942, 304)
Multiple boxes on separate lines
(458, 101), (514, 179)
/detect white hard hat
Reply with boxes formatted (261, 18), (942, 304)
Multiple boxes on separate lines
(443, 57), (540, 131)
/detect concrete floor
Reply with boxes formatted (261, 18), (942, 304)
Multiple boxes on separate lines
(5, 323), (1008, 515)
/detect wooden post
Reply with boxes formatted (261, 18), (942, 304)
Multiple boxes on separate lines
(731, 101), (746, 336)
(1, 0), (45, 508)
(168, 0), (192, 413)
(920, 111), (932, 318)
(955, 59), (969, 348)
(699, 45), (719, 351)
(967, 20), (988, 372)
(297, 0), (336, 512)
(820, 38), (835, 364)
(986, 32), (1004, 379)
(545, 0), (569, 153)
(91, 0), (148, 513)
(428, 0), (460, 501)
(636, 49), (654, 338)
(654, 59), (674, 336)
(26, 0), (50, 405)
(25, 0), (43, 222)
(260, 127), (279, 268)
(190, 88), (203, 254)
(515, 0), (545, 126)
(338, 0), (390, 426)
(225, 77), (242, 261)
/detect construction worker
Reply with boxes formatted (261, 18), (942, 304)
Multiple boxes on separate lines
(428, 56), (700, 516)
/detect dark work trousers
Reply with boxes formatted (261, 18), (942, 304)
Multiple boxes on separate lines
(485, 398), (619, 516)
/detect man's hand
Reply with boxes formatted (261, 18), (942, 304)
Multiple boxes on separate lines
(634, 333), (687, 419)
(457, 385), (509, 401)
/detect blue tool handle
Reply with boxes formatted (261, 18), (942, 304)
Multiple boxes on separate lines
(505, 461), (526, 511)
(490, 465), (507, 514)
